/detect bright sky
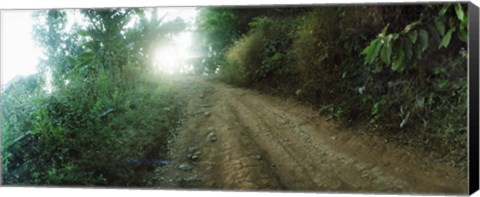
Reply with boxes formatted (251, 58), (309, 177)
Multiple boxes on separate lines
(1, 10), (42, 86)
(0, 7), (198, 87)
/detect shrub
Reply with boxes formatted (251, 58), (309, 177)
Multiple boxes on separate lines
(2, 71), (180, 185)
(218, 5), (468, 165)
(223, 16), (296, 86)
(223, 25), (263, 85)
(291, 8), (341, 104)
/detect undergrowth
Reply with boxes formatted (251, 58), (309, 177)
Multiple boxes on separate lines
(2, 72), (180, 186)
(2, 9), (184, 186)
(208, 4), (468, 167)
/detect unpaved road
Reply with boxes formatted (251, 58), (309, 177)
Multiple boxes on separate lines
(155, 76), (467, 194)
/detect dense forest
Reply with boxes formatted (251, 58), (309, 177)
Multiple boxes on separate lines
(1, 3), (468, 187)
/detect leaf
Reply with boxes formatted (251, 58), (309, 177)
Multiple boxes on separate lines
(408, 30), (417, 43)
(371, 40), (382, 61)
(362, 41), (374, 56)
(380, 44), (392, 65)
(439, 4), (450, 16)
(434, 17), (445, 36)
(392, 52), (405, 71)
(381, 24), (389, 36)
(459, 14), (468, 30)
(401, 20), (421, 34)
(458, 29), (467, 42)
(439, 29), (454, 49)
(403, 39), (413, 59)
(363, 39), (381, 64)
(418, 29), (429, 51)
(455, 3), (465, 22)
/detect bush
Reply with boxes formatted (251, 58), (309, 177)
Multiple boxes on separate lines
(217, 5), (468, 165)
(2, 70), (180, 185)
(223, 25), (263, 85)
(223, 16), (296, 87)
(290, 8), (342, 104)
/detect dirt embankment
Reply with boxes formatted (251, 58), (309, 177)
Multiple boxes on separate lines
(154, 75), (467, 194)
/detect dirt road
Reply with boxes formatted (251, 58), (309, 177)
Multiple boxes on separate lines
(155, 76), (467, 194)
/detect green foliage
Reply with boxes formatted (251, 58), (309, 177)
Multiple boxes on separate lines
(291, 8), (341, 103)
(223, 29), (263, 85)
(362, 3), (467, 73)
(2, 8), (184, 186)
(195, 7), (309, 74)
(215, 4), (468, 165)
(357, 3), (468, 160)
(223, 16), (295, 86)
(196, 8), (240, 73)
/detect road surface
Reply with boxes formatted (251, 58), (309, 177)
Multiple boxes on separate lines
(154, 76), (467, 194)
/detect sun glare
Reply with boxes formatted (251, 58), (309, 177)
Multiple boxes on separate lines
(154, 31), (194, 74)
(152, 7), (197, 75)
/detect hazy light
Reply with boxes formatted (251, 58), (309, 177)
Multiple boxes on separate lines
(154, 32), (193, 74)
(1, 7), (198, 89)
(1, 11), (42, 86)
(153, 7), (197, 74)
(44, 68), (53, 93)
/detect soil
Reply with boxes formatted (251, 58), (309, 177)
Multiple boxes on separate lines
(153, 75), (468, 194)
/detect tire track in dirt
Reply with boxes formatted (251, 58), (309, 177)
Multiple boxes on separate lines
(197, 100), (284, 190)
(157, 76), (467, 194)
(219, 85), (397, 192)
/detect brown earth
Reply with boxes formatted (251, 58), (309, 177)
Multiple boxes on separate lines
(153, 75), (468, 194)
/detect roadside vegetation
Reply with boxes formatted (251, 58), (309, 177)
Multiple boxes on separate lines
(195, 4), (468, 168)
(2, 9), (185, 186)
(1, 3), (468, 186)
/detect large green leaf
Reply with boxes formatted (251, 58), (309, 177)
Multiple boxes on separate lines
(439, 29), (454, 49)
(380, 44), (392, 65)
(455, 3), (465, 22)
(403, 38), (413, 59)
(459, 14), (468, 30)
(439, 4), (450, 16)
(458, 29), (468, 42)
(363, 39), (382, 64)
(371, 40), (382, 61)
(392, 51), (405, 71)
(418, 29), (429, 51)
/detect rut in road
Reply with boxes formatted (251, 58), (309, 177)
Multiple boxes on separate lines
(155, 76), (467, 194)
